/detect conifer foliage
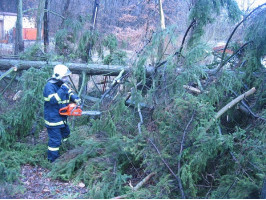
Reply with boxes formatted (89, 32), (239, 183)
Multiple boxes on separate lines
(0, 1), (265, 199)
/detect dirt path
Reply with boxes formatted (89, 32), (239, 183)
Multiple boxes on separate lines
(11, 164), (88, 199)
(0, 129), (88, 199)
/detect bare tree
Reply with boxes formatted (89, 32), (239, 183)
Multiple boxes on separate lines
(87, 0), (100, 60)
(43, 0), (50, 52)
(157, 0), (166, 62)
(60, 0), (71, 28)
(36, 0), (46, 43)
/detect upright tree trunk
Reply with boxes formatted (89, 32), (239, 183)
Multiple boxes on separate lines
(36, 0), (46, 43)
(87, 0), (100, 61)
(43, 0), (50, 52)
(15, 0), (24, 55)
(159, 0), (166, 30)
(157, 0), (166, 62)
(91, 0), (100, 30)
(60, 0), (71, 28)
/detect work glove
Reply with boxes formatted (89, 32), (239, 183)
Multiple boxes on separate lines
(74, 98), (81, 105)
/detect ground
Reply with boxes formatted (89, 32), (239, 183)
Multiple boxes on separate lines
(17, 164), (87, 199)
(0, 164), (88, 198)
(0, 129), (88, 199)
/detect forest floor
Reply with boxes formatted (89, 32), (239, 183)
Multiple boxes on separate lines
(13, 164), (87, 199)
(0, 130), (88, 199)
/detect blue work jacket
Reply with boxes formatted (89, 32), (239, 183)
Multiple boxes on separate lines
(43, 78), (79, 128)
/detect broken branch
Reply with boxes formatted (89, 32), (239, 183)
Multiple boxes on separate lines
(215, 87), (256, 120)
(112, 172), (156, 199)
(206, 87), (256, 131)
(183, 85), (201, 94)
(0, 66), (17, 81)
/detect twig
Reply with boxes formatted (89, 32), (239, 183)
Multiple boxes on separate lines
(177, 19), (196, 55)
(112, 172), (156, 199)
(148, 139), (178, 179)
(222, 173), (239, 198)
(90, 76), (102, 94)
(221, 41), (251, 66)
(148, 138), (185, 197)
(100, 71), (129, 102)
(177, 110), (195, 199)
(231, 90), (266, 121)
(1, 73), (17, 95)
(137, 103), (143, 134)
(133, 172), (156, 191)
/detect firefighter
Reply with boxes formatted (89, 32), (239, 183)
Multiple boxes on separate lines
(43, 64), (81, 162)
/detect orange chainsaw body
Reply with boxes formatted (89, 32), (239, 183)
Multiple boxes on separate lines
(59, 103), (82, 116)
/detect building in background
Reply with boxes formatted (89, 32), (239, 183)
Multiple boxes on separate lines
(0, 12), (36, 43)
(0, 0), (37, 43)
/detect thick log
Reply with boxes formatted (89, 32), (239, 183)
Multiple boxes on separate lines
(0, 59), (154, 76)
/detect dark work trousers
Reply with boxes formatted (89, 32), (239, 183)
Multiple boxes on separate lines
(47, 125), (70, 162)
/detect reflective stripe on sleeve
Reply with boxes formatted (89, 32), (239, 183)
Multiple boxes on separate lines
(62, 138), (68, 142)
(44, 93), (61, 102)
(69, 93), (74, 99)
(58, 100), (70, 104)
(45, 120), (65, 126)
(48, 146), (59, 151)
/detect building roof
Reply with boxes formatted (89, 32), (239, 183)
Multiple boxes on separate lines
(0, 12), (17, 16)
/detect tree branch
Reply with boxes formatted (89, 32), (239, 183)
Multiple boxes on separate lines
(112, 172), (156, 199)
(177, 19), (196, 55)
(148, 138), (185, 198)
(213, 3), (266, 75)
(206, 87), (256, 131)
(0, 66), (17, 81)
(215, 87), (256, 119)
(183, 85), (201, 94)
(177, 110), (195, 199)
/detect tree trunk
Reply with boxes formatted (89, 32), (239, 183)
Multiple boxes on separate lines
(87, 0), (100, 61)
(43, 0), (50, 52)
(157, 0), (165, 63)
(159, 0), (166, 30)
(91, 0), (100, 30)
(0, 59), (155, 76)
(36, 0), (46, 43)
(14, 0), (24, 55)
(60, 0), (71, 28)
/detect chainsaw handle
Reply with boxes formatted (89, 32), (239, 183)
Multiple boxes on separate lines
(59, 106), (68, 115)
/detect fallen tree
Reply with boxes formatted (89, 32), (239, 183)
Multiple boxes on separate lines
(0, 59), (154, 76)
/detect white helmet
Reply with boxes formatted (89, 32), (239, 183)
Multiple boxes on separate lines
(52, 64), (72, 80)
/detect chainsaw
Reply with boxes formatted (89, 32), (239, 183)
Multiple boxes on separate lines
(59, 103), (101, 116)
